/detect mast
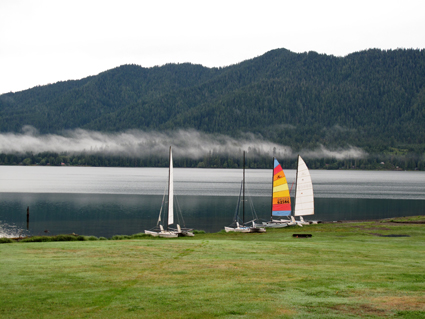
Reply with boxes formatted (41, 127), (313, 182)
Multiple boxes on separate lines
(242, 151), (245, 225)
(294, 154), (299, 215)
(270, 157), (275, 221)
(167, 146), (174, 229)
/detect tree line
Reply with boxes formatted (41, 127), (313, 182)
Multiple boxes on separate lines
(1, 152), (424, 171)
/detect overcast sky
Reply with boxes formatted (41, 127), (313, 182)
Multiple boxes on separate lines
(1, 0), (424, 95)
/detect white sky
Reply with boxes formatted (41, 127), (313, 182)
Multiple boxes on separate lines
(1, 0), (424, 95)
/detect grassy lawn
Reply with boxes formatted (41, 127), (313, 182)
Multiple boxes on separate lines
(1, 220), (425, 318)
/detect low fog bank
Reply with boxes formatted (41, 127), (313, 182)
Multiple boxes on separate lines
(0, 126), (367, 160)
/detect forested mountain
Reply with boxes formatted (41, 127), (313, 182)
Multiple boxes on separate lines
(1, 48), (425, 154)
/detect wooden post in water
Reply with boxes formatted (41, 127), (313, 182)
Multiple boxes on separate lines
(27, 206), (29, 230)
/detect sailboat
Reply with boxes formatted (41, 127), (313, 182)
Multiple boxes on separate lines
(144, 146), (194, 238)
(262, 155), (315, 227)
(225, 151), (266, 233)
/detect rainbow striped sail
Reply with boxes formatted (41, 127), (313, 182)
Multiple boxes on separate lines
(272, 158), (291, 216)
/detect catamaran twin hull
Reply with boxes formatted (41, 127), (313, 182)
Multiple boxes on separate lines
(145, 227), (194, 237)
(261, 221), (288, 228)
(145, 230), (178, 238)
(225, 226), (266, 233)
(224, 226), (251, 233)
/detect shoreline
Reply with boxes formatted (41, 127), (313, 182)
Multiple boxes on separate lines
(2, 215), (424, 242)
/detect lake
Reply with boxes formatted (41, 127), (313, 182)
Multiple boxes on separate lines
(1, 166), (424, 238)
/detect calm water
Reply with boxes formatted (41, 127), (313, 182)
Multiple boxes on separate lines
(1, 166), (424, 237)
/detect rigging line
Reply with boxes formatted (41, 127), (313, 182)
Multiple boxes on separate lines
(245, 184), (259, 221)
(157, 184), (168, 227)
(233, 180), (243, 226)
(289, 181), (295, 194)
(248, 196), (259, 221)
(175, 195), (186, 228)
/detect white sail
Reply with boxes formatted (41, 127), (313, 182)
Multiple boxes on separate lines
(168, 146), (174, 225)
(294, 155), (314, 216)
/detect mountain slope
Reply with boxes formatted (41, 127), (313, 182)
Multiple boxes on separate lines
(1, 48), (424, 150)
(0, 63), (222, 132)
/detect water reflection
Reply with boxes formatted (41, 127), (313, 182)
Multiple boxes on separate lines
(1, 193), (424, 238)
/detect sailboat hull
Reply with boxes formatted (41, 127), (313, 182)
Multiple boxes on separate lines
(144, 230), (160, 237)
(158, 232), (179, 238)
(261, 222), (288, 228)
(225, 226), (251, 233)
(144, 230), (179, 238)
(225, 226), (265, 233)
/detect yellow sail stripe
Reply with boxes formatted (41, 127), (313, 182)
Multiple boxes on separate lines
(274, 183), (289, 193)
(273, 178), (287, 187)
(273, 190), (290, 198)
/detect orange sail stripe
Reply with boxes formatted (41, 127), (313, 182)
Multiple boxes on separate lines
(273, 196), (291, 205)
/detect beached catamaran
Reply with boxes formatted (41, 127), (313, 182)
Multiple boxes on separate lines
(225, 151), (266, 233)
(262, 155), (315, 227)
(145, 146), (194, 238)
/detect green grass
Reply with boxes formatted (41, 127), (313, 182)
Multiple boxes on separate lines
(384, 215), (425, 223)
(1, 221), (425, 318)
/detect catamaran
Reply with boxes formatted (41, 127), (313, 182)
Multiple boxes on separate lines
(262, 155), (315, 227)
(225, 151), (266, 233)
(224, 181), (252, 232)
(145, 146), (194, 238)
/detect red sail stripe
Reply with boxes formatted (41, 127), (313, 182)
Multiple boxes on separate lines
(273, 165), (283, 176)
(272, 203), (291, 211)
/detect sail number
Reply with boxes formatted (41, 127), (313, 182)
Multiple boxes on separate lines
(277, 197), (290, 204)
